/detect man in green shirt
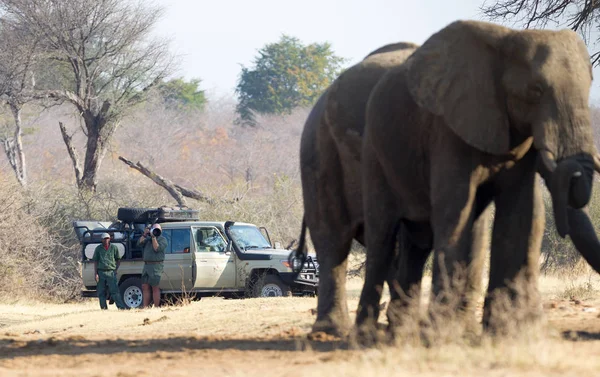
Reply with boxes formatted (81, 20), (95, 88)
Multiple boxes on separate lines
(92, 233), (126, 310)
(138, 223), (168, 308)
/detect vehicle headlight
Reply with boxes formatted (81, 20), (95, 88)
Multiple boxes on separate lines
(281, 258), (302, 270)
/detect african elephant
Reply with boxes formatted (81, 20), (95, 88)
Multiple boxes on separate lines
(357, 20), (600, 334)
(296, 42), (419, 336)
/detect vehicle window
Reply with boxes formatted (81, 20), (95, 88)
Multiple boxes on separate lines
(229, 225), (271, 250)
(161, 229), (172, 254)
(165, 228), (191, 254)
(194, 227), (227, 252)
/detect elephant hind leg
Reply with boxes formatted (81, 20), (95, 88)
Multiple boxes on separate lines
(310, 231), (353, 337)
(356, 218), (400, 343)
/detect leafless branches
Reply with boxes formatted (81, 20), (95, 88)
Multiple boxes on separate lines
(0, 0), (176, 191)
(481, 0), (600, 65)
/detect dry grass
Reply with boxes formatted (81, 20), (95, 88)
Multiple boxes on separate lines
(0, 275), (598, 377)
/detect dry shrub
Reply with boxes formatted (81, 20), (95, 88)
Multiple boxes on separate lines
(0, 177), (68, 301)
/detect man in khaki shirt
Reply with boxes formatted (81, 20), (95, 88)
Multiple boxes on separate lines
(92, 233), (126, 310)
(138, 224), (168, 308)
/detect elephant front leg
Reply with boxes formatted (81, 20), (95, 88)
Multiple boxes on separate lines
(461, 201), (492, 335)
(483, 162), (544, 334)
(429, 180), (480, 329)
(386, 221), (432, 338)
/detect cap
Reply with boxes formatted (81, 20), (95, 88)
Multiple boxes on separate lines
(100, 233), (110, 239)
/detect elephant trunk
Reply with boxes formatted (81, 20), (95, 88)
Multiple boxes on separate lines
(549, 154), (594, 238)
(566, 208), (600, 274)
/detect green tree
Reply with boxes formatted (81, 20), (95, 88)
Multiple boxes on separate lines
(235, 35), (346, 126)
(158, 77), (207, 111)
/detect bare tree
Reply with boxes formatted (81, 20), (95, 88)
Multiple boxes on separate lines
(0, 19), (39, 186)
(481, 0), (600, 65)
(0, 0), (175, 191)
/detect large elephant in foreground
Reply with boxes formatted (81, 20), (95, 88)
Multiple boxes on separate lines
(357, 20), (600, 334)
(296, 42), (420, 336)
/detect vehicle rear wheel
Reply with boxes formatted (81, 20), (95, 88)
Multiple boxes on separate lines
(253, 275), (291, 298)
(119, 277), (143, 309)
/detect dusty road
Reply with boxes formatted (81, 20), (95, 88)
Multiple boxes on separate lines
(1, 276), (599, 377)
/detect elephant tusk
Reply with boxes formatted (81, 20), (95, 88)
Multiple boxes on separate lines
(594, 154), (600, 174)
(540, 149), (558, 173)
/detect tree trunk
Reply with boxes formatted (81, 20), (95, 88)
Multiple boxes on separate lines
(11, 104), (27, 186)
(78, 116), (117, 192)
(59, 121), (83, 185)
(2, 103), (27, 186)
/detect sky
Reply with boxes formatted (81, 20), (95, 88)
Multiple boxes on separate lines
(153, 0), (600, 101)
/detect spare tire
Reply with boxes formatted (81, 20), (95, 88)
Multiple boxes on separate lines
(117, 207), (154, 223)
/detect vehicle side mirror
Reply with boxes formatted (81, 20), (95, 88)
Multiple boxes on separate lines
(274, 242), (282, 249)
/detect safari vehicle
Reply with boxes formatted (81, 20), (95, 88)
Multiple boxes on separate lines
(75, 207), (319, 309)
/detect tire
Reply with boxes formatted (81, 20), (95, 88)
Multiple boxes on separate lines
(119, 277), (143, 309)
(252, 275), (291, 298)
(117, 207), (154, 223)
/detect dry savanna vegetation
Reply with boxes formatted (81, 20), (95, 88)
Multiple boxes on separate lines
(0, 275), (599, 376)
(0, 1), (599, 373)
(0, 97), (598, 375)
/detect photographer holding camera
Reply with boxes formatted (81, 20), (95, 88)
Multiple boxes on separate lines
(138, 223), (168, 308)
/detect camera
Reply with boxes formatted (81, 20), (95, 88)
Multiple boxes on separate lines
(152, 228), (162, 237)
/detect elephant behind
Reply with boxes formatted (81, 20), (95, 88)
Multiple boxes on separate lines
(357, 20), (600, 335)
(298, 42), (418, 336)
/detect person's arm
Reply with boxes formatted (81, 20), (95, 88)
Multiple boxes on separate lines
(114, 245), (121, 270)
(92, 248), (99, 282)
(137, 227), (150, 246)
(153, 236), (167, 253)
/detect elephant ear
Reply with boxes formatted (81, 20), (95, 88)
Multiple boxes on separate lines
(406, 21), (511, 155)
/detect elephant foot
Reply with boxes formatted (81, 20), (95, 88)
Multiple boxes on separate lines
(482, 288), (544, 338)
(311, 317), (351, 338)
(350, 321), (389, 348)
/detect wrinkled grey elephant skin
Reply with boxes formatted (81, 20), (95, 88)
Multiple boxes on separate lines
(297, 42), (418, 336)
(357, 20), (600, 335)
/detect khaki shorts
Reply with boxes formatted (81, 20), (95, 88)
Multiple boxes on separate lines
(142, 263), (163, 287)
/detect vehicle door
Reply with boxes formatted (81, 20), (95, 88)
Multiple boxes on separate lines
(160, 227), (194, 292)
(192, 226), (236, 288)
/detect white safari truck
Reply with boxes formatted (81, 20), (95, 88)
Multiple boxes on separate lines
(74, 207), (319, 309)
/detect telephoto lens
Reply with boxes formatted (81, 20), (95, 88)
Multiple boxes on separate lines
(152, 228), (162, 237)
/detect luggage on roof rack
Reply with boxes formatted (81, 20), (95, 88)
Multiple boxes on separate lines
(117, 206), (200, 223)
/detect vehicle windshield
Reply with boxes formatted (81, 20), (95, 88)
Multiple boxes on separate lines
(229, 224), (271, 250)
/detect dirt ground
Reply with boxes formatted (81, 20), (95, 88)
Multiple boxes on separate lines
(1, 275), (599, 377)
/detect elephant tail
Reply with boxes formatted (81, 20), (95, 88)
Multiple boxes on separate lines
(289, 217), (308, 278)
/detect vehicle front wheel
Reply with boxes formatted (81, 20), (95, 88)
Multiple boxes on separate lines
(119, 277), (143, 309)
(253, 275), (291, 298)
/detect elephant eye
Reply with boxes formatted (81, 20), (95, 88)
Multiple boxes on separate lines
(527, 83), (544, 99)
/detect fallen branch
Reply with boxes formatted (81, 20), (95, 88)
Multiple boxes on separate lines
(119, 156), (232, 205)
(119, 156), (187, 206)
(174, 184), (215, 205)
